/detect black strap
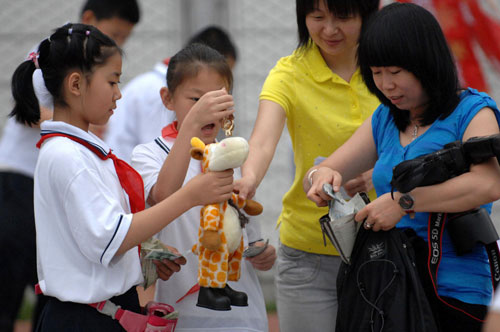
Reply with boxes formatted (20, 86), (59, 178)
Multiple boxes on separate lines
(427, 212), (499, 323)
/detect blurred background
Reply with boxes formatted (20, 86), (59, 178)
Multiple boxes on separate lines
(2, 0), (500, 331)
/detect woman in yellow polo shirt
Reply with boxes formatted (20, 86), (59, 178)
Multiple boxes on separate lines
(235, 0), (380, 331)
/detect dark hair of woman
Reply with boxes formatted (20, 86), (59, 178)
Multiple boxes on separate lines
(358, 2), (461, 131)
(296, 0), (380, 50)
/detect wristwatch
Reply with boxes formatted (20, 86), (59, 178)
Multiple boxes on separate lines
(398, 193), (415, 212)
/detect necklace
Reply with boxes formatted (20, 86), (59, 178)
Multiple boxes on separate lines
(412, 124), (419, 141)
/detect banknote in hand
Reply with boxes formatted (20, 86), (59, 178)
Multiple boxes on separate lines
(140, 238), (184, 289)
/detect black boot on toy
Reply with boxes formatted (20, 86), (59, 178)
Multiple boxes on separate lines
(223, 284), (248, 306)
(196, 286), (231, 311)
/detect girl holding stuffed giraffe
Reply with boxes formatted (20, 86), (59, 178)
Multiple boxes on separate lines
(10, 23), (234, 331)
(131, 43), (276, 331)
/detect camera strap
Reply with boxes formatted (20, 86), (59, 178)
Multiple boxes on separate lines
(427, 212), (500, 322)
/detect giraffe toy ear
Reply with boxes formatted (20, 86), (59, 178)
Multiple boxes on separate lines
(190, 147), (204, 160)
(191, 137), (205, 149)
(190, 137), (205, 160)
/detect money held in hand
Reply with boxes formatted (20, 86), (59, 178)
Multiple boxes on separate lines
(140, 238), (184, 289)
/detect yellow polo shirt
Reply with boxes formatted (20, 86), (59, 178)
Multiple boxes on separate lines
(260, 43), (380, 255)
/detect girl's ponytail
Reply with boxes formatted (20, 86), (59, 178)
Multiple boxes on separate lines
(9, 23), (120, 127)
(10, 58), (40, 126)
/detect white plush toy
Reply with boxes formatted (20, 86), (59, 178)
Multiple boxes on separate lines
(189, 136), (263, 311)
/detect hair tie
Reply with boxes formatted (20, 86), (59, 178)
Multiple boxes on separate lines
(85, 30), (90, 36)
(28, 52), (40, 69)
(68, 28), (73, 35)
(32, 69), (54, 110)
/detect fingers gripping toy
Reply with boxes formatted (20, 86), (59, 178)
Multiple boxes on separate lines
(190, 137), (263, 311)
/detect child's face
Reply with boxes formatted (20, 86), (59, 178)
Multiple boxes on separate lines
(93, 17), (135, 47)
(78, 52), (122, 130)
(166, 67), (229, 144)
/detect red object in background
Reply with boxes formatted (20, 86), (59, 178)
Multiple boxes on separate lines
(398, 0), (500, 93)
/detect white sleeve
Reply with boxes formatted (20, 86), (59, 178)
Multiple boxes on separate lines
(62, 166), (133, 267)
(131, 142), (165, 200)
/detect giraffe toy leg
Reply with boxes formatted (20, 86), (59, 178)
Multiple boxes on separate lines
(196, 246), (231, 311)
(223, 236), (248, 306)
(228, 236), (244, 281)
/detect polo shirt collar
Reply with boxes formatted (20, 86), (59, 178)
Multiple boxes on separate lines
(303, 42), (361, 84)
(40, 120), (111, 154)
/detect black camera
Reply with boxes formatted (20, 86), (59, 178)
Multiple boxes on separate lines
(390, 134), (500, 255)
(391, 134), (500, 194)
(391, 141), (468, 194)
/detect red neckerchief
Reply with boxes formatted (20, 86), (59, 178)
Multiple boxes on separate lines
(36, 132), (145, 214)
(161, 121), (178, 139)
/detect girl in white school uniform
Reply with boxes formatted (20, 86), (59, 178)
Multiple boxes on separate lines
(10, 23), (234, 332)
(131, 43), (277, 331)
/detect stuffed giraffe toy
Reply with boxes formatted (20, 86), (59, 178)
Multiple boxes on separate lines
(190, 136), (263, 311)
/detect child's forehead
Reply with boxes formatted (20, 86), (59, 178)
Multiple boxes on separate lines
(93, 52), (122, 76)
(178, 68), (229, 90)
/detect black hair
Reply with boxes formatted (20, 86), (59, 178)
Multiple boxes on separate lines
(296, 0), (379, 49)
(185, 26), (238, 62)
(80, 0), (140, 24)
(166, 43), (233, 96)
(10, 23), (121, 126)
(358, 2), (460, 131)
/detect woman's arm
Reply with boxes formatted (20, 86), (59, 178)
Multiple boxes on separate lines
(304, 115), (378, 205)
(356, 107), (500, 231)
(401, 107), (500, 213)
(236, 99), (286, 200)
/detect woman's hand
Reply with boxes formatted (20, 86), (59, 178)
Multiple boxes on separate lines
(344, 169), (374, 197)
(354, 192), (406, 231)
(305, 167), (343, 207)
(246, 242), (277, 271)
(233, 174), (258, 200)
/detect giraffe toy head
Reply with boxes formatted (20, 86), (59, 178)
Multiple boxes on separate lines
(190, 136), (249, 172)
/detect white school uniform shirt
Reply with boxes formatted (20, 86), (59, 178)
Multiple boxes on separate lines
(0, 117), (40, 177)
(131, 136), (268, 332)
(35, 120), (143, 303)
(105, 61), (176, 162)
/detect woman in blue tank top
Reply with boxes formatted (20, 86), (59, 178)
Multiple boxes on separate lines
(302, 3), (500, 332)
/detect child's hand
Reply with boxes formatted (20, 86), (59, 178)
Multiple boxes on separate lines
(186, 170), (234, 206)
(182, 88), (235, 135)
(246, 242), (276, 271)
(153, 245), (187, 281)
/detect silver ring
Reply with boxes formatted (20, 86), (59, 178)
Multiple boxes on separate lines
(364, 222), (373, 229)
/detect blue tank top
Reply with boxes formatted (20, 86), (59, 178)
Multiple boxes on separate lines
(372, 88), (500, 305)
